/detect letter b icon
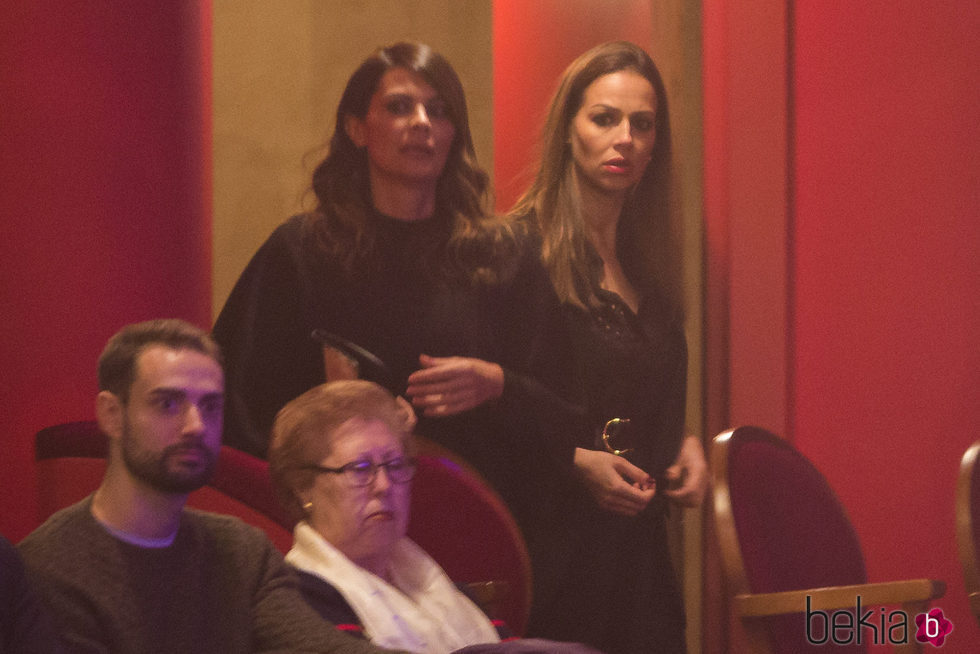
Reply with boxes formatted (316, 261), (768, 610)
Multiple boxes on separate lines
(915, 608), (952, 646)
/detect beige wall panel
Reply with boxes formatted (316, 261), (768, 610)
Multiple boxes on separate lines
(212, 0), (493, 318)
(646, 4), (704, 653)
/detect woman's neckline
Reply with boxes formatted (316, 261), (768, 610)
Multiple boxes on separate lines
(372, 206), (436, 224)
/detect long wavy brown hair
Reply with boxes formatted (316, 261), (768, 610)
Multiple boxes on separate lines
(307, 42), (515, 285)
(512, 41), (682, 319)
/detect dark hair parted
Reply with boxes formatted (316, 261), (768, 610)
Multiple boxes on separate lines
(308, 42), (515, 285)
(268, 380), (414, 524)
(97, 319), (222, 402)
(512, 41), (683, 320)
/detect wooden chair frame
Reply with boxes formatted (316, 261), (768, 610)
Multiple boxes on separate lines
(711, 427), (945, 653)
(955, 440), (980, 627)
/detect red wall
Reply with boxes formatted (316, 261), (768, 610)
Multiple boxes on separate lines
(705, 0), (979, 650)
(792, 1), (979, 648)
(0, 1), (212, 541)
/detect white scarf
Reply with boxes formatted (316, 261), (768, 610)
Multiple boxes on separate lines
(287, 522), (501, 653)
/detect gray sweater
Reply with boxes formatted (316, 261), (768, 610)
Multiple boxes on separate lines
(18, 497), (396, 654)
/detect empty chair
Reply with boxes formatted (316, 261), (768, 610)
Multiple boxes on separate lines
(710, 425), (945, 653)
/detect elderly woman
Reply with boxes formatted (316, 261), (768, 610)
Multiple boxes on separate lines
(268, 380), (506, 652)
(269, 381), (605, 654)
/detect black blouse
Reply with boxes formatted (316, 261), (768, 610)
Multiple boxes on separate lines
(212, 211), (584, 533)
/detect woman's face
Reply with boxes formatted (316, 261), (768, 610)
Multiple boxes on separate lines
(346, 67), (456, 194)
(305, 417), (411, 568)
(569, 70), (658, 196)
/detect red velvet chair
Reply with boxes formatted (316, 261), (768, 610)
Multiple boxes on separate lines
(710, 426), (945, 653)
(956, 440), (980, 627)
(34, 420), (532, 635)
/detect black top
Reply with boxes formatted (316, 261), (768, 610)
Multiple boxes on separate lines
(563, 286), (687, 479)
(520, 216), (689, 654)
(213, 212), (584, 533)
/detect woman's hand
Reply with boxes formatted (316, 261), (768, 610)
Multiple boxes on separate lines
(573, 448), (656, 516)
(405, 354), (505, 417)
(662, 434), (708, 507)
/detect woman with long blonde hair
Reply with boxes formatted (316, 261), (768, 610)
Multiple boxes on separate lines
(512, 41), (707, 653)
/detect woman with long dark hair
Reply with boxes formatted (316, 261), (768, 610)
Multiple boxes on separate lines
(214, 42), (575, 543)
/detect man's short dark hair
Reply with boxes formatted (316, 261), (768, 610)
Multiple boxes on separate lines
(97, 319), (222, 402)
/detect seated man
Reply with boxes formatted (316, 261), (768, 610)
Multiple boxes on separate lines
(18, 319), (399, 654)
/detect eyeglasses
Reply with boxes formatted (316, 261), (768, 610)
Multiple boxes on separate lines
(307, 457), (417, 487)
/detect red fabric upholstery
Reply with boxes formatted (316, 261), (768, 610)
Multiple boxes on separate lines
(35, 422), (109, 526)
(35, 421), (108, 459)
(407, 442), (532, 637)
(725, 426), (867, 653)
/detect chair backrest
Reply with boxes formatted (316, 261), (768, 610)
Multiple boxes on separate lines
(956, 440), (980, 627)
(34, 421), (109, 521)
(34, 421), (294, 553)
(712, 425), (868, 654)
(407, 436), (532, 637)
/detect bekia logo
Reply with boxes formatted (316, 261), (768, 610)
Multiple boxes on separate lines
(806, 596), (953, 647)
(915, 608), (953, 647)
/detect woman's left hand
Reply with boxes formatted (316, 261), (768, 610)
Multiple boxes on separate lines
(405, 354), (505, 416)
(662, 434), (709, 507)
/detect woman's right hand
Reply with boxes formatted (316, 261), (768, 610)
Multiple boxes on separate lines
(573, 448), (655, 516)
(405, 354), (505, 417)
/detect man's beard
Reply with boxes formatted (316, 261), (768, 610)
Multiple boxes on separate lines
(120, 418), (217, 494)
